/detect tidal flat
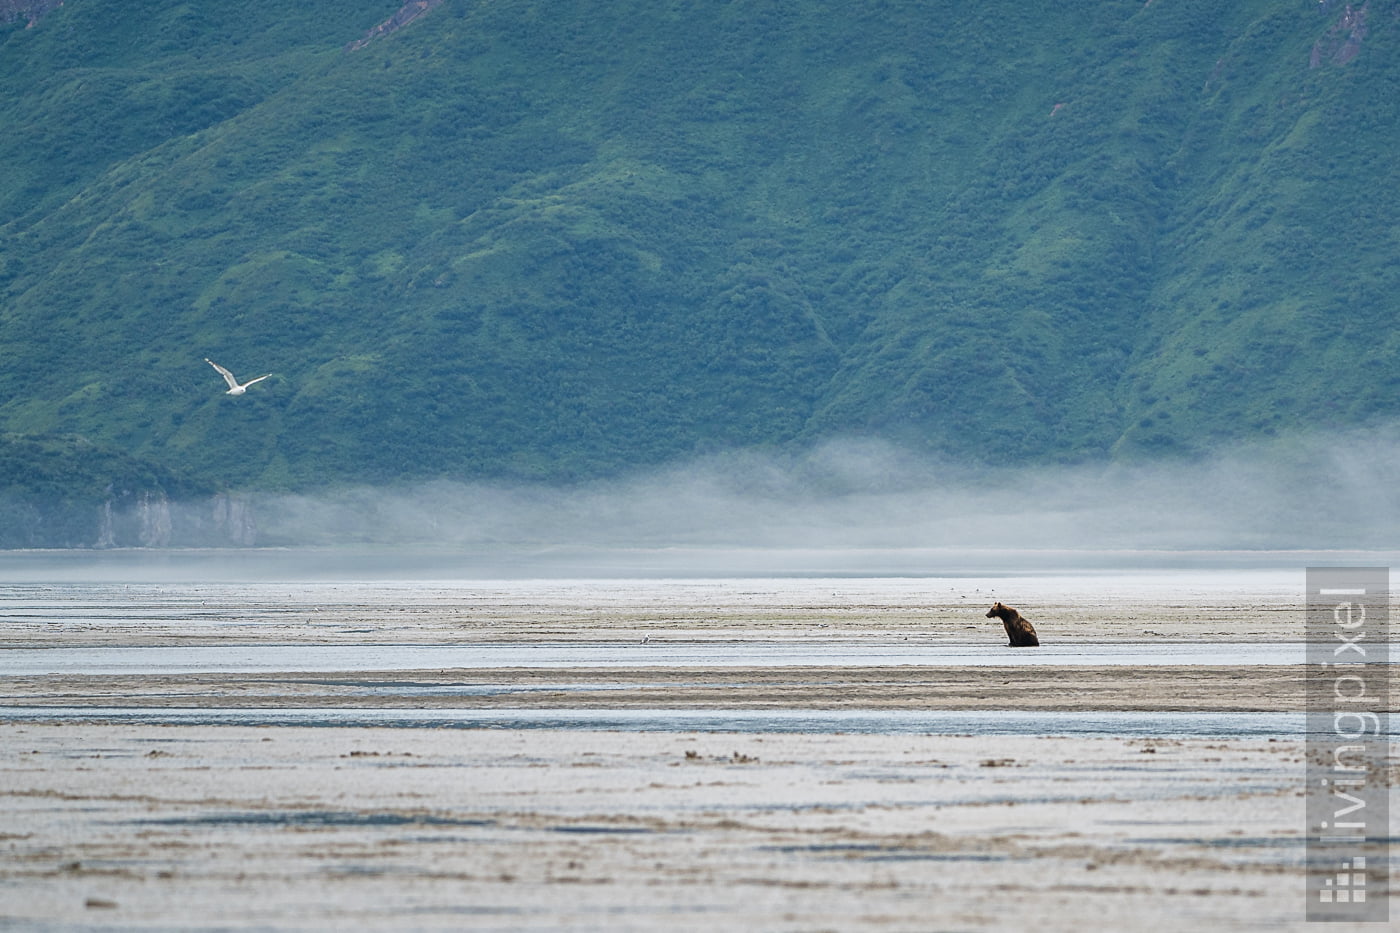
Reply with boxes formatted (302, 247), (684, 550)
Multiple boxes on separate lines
(1, 564), (1395, 930)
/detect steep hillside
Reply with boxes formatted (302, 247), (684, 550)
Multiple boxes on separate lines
(1, 0), (1397, 503)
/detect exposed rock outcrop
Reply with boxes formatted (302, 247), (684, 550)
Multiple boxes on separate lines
(202, 493), (259, 547)
(0, 432), (260, 548)
(345, 0), (443, 52)
(1311, 2), (1369, 67)
(17, 490), (258, 549)
(0, 0), (63, 28)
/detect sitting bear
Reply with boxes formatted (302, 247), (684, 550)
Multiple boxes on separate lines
(986, 602), (1040, 647)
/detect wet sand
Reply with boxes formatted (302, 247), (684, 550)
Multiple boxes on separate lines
(0, 665), (1322, 712)
(0, 571), (1317, 648)
(0, 723), (1350, 932)
(1, 572), (1395, 929)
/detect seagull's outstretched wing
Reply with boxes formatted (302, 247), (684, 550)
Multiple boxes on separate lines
(205, 358), (239, 390)
(244, 373), (272, 388)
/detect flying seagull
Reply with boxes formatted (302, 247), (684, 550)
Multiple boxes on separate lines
(205, 358), (271, 396)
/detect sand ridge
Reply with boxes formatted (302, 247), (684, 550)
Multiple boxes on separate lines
(0, 664), (1324, 712)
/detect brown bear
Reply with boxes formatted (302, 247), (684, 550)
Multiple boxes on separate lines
(986, 602), (1039, 647)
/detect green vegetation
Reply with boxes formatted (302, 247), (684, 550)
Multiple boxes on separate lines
(1, 0), (1397, 505)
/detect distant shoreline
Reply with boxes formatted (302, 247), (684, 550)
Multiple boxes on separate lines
(0, 546), (1396, 582)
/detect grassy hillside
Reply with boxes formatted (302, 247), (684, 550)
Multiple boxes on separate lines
(1, 0), (1397, 497)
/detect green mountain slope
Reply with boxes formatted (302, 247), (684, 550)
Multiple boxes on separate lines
(2, 0), (1397, 497)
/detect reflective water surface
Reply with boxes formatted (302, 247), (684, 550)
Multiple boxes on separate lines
(3, 641), (1309, 675)
(0, 706), (1356, 738)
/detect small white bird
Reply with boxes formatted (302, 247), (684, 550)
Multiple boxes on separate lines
(205, 358), (271, 396)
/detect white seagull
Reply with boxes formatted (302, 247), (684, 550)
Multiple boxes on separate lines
(205, 358), (271, 396)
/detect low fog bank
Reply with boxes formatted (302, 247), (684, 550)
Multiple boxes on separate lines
(251, 424), (1400, 554)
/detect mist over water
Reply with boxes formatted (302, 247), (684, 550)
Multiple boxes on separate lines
(2, 428), (1392, 581)
(251, 427), (1400, 554)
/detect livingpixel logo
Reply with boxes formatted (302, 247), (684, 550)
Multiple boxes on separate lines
(1305, 567), (1389, 923)
(1317, 857), (1367, 905)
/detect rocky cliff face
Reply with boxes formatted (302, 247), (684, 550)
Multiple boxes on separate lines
(200, 493), (259, 547)
(104, 491), (259, 548)
(0, 433), (259, 548)
(2, 490), (259, 549)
